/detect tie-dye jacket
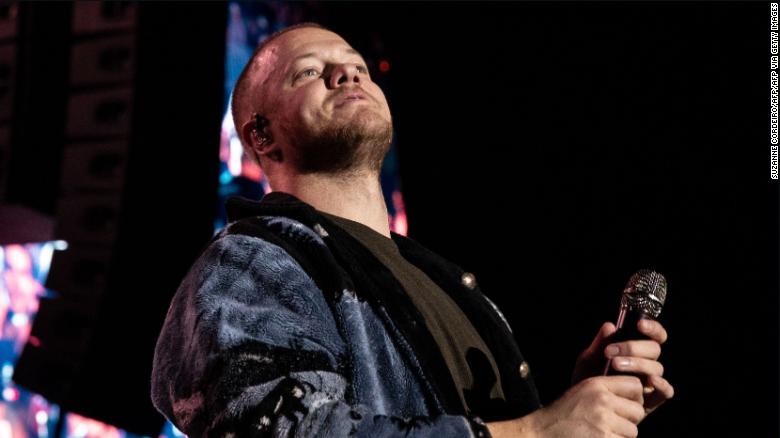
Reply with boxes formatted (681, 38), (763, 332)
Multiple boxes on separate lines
(151, 192), (542, 437)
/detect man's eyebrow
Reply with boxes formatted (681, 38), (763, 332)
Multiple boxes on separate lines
(290, 48), (365, 64)
(346, 48), (363, 58)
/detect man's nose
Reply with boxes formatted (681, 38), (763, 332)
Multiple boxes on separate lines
(328, 63), (360, 88)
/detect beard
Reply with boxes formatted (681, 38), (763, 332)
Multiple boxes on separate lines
(282, 109), (393, 176)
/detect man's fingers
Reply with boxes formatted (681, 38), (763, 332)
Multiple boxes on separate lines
(638, 319), (668, 344)
(652, 375), (674, 398)
(599, 376), (645, 404)
(610, 356), (664, 377)
(644, 374), (675, 411)
(605, 339), (661, 360)
(587, 322), (617, 353)
(607, 411), (641, 438)
(609, 393), (645, 424)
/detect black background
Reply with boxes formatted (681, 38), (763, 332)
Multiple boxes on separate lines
(317, 2), (778, 437)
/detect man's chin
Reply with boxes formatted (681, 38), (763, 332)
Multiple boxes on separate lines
(334, 110), (392, 142)
(336, 106), (390, 128)
(290, 115), (392, 175)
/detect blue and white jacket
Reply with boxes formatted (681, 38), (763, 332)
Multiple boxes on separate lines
(151, 192), (541, 437)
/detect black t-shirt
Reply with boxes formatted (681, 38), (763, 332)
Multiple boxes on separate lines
(320, 211), (506, 413)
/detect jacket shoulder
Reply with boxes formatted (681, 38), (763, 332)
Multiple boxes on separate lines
(221, 215), (326, 246)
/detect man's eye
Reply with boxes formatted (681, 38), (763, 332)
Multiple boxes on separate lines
(356, 65), (369, 74)
(298, 69), (320, 79)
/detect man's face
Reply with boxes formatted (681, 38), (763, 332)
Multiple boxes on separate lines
(258, 27), (393, 175)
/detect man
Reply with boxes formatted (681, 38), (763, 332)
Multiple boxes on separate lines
(151, 23), (673, 437)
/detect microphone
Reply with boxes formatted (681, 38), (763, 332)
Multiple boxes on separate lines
(603, 269), (668, 377)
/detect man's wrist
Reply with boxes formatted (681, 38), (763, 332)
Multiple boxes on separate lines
(485, 414), (537, 438)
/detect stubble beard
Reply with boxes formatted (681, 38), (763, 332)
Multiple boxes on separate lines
(284, 110), (393, 176)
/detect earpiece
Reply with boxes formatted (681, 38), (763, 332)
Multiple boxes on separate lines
(253, 113), (270, 145)
(251, 113), (280, 162)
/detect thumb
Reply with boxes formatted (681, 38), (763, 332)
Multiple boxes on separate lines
(585, 322), (617, 355)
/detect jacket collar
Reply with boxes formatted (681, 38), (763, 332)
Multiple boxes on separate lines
(226, 192), (314, 223)
(227, 191), (411, 245)
(225, 192), (471, 296)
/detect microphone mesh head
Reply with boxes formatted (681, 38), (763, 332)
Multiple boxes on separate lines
(623, 270), (667, 318)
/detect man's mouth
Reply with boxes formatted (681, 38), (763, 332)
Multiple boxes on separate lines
(334, 91), (367, 108)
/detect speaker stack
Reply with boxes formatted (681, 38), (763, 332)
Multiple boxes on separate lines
(11, 2), (226, 435)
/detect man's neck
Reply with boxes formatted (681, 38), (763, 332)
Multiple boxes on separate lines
(272, 171), (391, 238)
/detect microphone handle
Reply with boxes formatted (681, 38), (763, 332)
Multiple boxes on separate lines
(603, 310), (654, 376)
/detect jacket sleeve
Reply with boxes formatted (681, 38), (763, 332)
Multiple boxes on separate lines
(151, 233), (492, 437)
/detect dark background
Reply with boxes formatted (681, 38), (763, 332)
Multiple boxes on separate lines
(3, 2), (776, 437)
(320, 2), (778, 437)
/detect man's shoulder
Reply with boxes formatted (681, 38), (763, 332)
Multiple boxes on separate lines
(183, 218), (328, 302)
(181, 215), (327, 284)
(202, 215), (334, 291)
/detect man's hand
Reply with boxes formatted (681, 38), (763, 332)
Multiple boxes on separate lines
(487, 376), (646, 438)
(487, 320), (674, 437)
(571, 320), (674, 415)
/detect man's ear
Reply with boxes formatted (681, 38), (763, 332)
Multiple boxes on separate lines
(240, 114), (281, 162)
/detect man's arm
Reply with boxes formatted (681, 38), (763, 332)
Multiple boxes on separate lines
(151, 233), (489, 437)
(487, 373), (651, 437)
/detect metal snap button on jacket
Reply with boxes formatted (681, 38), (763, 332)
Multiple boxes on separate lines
(518, 360), (530, 379)
(461, 272), (477, 290)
